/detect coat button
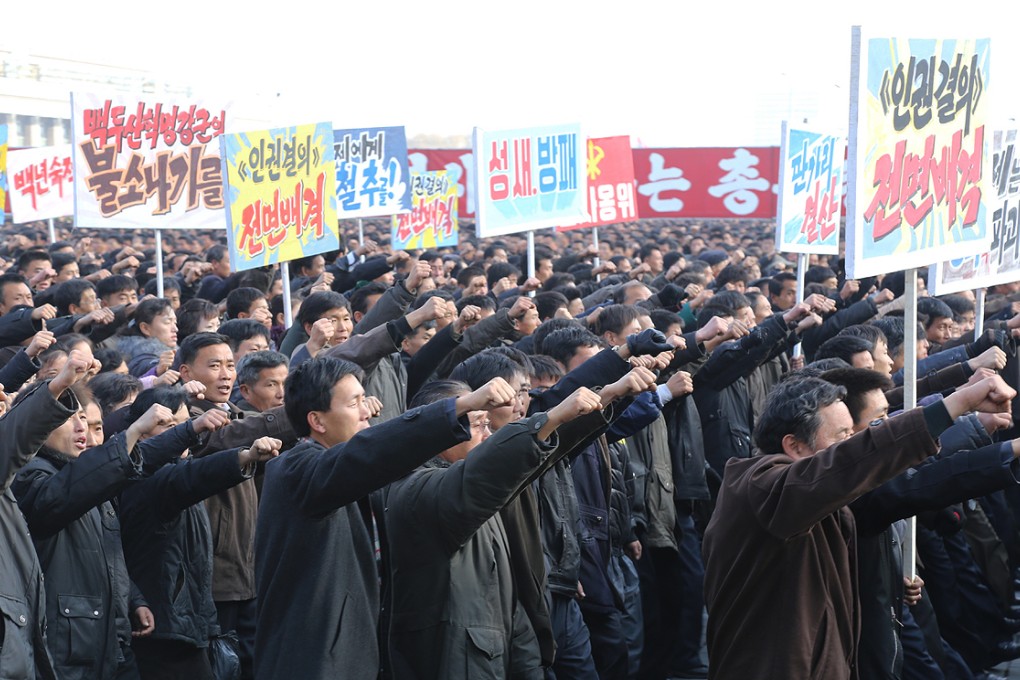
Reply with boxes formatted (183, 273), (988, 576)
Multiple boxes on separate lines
(19, 615), (26, 623)
(93, 611), (100, 616)
(64, 609), (70, 614)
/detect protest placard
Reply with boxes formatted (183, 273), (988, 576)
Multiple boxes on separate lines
(929, 129), (1020, 294)
(71, 93), (228, 229)
(221, 122), (339, 272)
(334, 126), (411, 218)
(775, 123), (844, 255)
(845, 31), (992, 278)
(473, 124), (587, 237)
(9, 145), (73, 223)
(391, 170), (457, 250)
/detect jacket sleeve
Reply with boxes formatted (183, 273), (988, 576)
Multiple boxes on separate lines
(322, 321), (400, 374)
(404, 416), (557, 553)
(800, 297), (878, 360)
(694, 314), (791, 390)
(145, 448), (251, 522)
(0, 381), (77, 493)
(741, 407), (939, 540)
(886, 363), (971, 411)
(434, 308), (517, 379)
(279, 398), (471, 518)
(0, 349), (40, 394)
(135, 420), (202, 474)
(892, 344), (972, 385)
(190, 406), (296, 458)
(0, 307), (41, 347)
(405, 323), (460, 405)
(850, 442), (1020, 535)
(13, 432), (142, 538)
(606, 392), (661, 441)
(352, 280), (415, 336)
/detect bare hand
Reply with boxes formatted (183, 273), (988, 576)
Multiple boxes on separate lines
(131, 606), (155, 637)
(456, 377), (517, 414)
(31, 304), (57, 321)
(364, 395), (383, 418)
(193, 408), (230, 434)
(239, 436), (283, 466)
(26, 329), (56, 359)
(454, 305), (482, 334)
(405, 260), (432, 293)
(509, 296), (536, 321)
(667, 370), (694, 398)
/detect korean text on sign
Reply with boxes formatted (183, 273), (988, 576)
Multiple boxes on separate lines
(776, 125), (845, 255)
(391, 170), (458, 250)
(334, 126), (411, 218)
(8, 145), (74, 223)
(222, 122), (339, 273)
(71, 93), (229, 230)
(474, 124), (587, 237)
(845, 31), (992, 279)
(558, 136), (637, 232)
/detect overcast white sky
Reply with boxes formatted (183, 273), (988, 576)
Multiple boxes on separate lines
(5, 0), (1018, 146)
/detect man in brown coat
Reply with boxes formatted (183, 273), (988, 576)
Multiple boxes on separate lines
(702, 373), (1016, 680)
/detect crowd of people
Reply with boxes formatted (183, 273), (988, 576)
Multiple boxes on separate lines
(2, 214), (1020, 680)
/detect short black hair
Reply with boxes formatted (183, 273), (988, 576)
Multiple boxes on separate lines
(532, 318), (584, 355)
(456, 294), (497, 314)
(298, 291), (351, 329)
(128, 385), (189, 425)
(534, 291), (569, 321)
(53, 279), (96, 316)
(456, 266), (486, 288)
(17, 249), (51, 272)
(870, 317), (905, 356)
(408, 379), (469, 409)
(96, 274), (137, 300)
(94, 347), (127, 374)
(541, 326), (604, 369)
(487, 261), (521, 289)
(284, 357), (364, 437)
(648, 309), (683, 334)
(448, 350), (524, 390)
(177, 332), (231, 367)
(839, 324), (888, 348)
(89, 372), (143, 415)
(767, 272), (797, 297)
(226, 287), (267, 319)
(175, 298), (220, 342)
(528, 354), (565, 384)
(917, 297), (954, 328)
(753, 377), (846, 454)
(347, 284), (386, 317)
(815, 335), (874, 365)
(591, 304), (642, 337)
(217, 319), (271, 352)
(819, 367), (894, 425)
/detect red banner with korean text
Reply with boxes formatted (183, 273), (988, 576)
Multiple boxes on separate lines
(557, 136), (637, 231)
(409, 146), (786, 222)
(631, 147), (781, 219)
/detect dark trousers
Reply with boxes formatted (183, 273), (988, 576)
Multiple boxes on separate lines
(547, 593), (597, 680)
(216, 599), (256, 680)
(579, 602), (628, 680)
(900, 603), (945, 680)
(636, 546), (684, 680)
(133, 638), (214, 680)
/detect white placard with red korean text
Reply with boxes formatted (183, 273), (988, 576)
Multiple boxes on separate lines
(8, 145), (74, 223)
(71, 92), (228, 229)
(473, 124), (587, 237)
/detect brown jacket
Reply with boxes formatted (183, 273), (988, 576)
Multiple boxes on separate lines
(702, 408), (940, 680)
(189, 400), (296, 601)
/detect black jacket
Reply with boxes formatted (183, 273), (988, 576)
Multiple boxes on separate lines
(120, 434), (251, 650)
(13, 437), (141, 680)
(693, 314), (793, 475)
(254, 399), (471, 680)
(0, 381), (76, 680)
